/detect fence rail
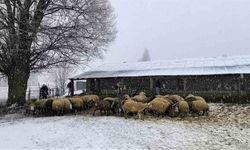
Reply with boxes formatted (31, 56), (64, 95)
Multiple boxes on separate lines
(27, 88), (63, 100)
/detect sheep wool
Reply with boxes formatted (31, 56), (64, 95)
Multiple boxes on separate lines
(34, 99), (47, 108)
(122, 100), (152, 120)
(69, 97), (83, 109)
(132, 92), (147, 103)
(185, 94), (197, 102)
(52, 99), (64, 111)
(166, 95), (185, 102)
(178, 100), (189, 113)
(149, 98), (171, 114)
(189, 98), (209, 115)
(62, 98), (72, 110)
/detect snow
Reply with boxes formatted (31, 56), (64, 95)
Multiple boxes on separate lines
(0, 104), (250, 150)
(73, 55), (250, 79)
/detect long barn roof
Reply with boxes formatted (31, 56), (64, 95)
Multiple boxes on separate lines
(72, 55), (250, 79)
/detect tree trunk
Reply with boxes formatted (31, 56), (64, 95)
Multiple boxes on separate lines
(7, 72), (30, 106)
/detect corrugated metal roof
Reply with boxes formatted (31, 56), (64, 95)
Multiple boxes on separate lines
(72, 55), (250, 79)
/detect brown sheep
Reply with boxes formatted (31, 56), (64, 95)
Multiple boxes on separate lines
(103, 97), (121, 115)
(44, 99), (54, 115)
(34, 99), (47, 116)
(93, 100), (112, 116)
(52, 99), (64, 115)
(156, 95), (174, 104)
(24, 101), (35, 115)
(123, 94), (131, 100)
(185, 94), (197, 102)
(132, 92), (147, 103)
(189, 100), (209, 115)
(164, 94), (184, 103)
(121, 95), (134, 106)
(185, 95), (209, 115)
(122, 100), (152, 120)
(69, 97), (84, 113)
(148, 97), (172, 117)
(61, 98), (72, 113)
(176, 100), (189, 117)
(81, 95), (100, 109)
(163, 95), (189, 117)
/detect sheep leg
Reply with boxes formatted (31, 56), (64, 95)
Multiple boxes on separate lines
(61, 109), (64, 116)
(124, 111), (128, 119)
(92, 108), (96, 116)
(138, 112), (144, 120)
(204, 110), (209, 116)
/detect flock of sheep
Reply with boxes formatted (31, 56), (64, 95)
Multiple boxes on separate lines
(25, 92), (209, 119)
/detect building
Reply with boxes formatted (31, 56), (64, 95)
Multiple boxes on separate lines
(71, 55), (250, 103)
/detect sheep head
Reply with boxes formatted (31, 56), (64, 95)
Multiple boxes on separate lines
(123, 94), (130, 100)
(139, 92), (146, 95)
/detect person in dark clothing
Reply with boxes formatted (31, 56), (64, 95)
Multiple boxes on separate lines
(155, 79), (161, 95)
(67, 80), (74, 96)
(40, 84), (49, 99)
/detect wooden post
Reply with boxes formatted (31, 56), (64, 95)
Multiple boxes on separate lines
(150, 77), (153, 90)
(70, 79), (74, 96)
(238, 74), (244, 100)
(183, 78), (187, 96)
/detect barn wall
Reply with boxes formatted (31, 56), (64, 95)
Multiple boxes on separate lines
(85, 74), (250, 103)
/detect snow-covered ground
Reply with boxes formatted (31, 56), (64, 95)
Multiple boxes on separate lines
(0, 116), (249, 150)
(0, 107), (249, 150)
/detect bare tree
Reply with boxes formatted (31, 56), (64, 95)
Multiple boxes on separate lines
(53, 63), (74, 96)
(0, 0), (116, 106)
(138, 48), (151, 62)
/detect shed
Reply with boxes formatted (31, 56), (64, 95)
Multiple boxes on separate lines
(71, 55), (250, 103)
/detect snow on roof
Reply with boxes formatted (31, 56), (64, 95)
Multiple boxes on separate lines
(72, 55), (250, 79)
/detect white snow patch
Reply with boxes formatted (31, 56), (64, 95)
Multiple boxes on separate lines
(0, 115), (249, 149)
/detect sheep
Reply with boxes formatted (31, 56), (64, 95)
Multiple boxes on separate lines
(69, 97), (84, 113)
(34, 99), (47, 116)
(61, 98), (72, 113)
(123, 94), (131, 100)
(52, 99), (64, 116)
(185, 95), (209, 115)
(131, 92), (147, 103)
(163, 95), (189, 117)
(156, 95), (174, 104)
(93, 100), (112, 116)
(189, 100), (209, 116)
(24, 101), (35, 115)
(176, 100), (189, 117)
(164, 94), (184, 103)
(148, 97), (172, 117)
(38, 99), (53, 116)
(121, 94), (134, 106)
(103, 97), (121, 114)
(81, 95), (100, 109)
(185, 94), (197, 102)
(122, 100), (152, 120)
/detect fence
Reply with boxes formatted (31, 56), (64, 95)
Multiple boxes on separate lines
(26, 87), (63, 100)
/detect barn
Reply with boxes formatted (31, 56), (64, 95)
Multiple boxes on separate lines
(71, 55), (250, 103)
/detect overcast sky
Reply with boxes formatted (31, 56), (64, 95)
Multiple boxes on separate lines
(96, 0), (250, 64)
(40, 0), (250, 85)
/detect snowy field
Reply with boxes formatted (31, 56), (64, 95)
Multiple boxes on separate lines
(0, 104), (249, 150)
